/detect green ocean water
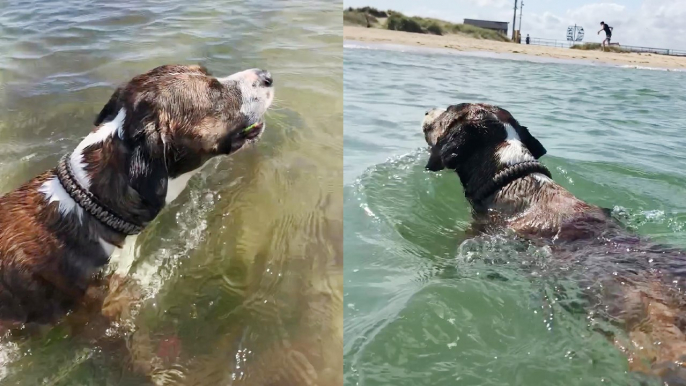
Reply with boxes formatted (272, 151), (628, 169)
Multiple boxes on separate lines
(343, 42), (686, 386)
(0, 1), (342, 385)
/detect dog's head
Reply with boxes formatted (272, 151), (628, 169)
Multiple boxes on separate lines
(93, 64), (274, 178)
(422, 103), (546, 172)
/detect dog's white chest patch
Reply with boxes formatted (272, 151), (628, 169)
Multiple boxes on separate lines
(39, 177), (121, 257)
(109, 234), (138, 276)
(497, 123), (535, 165)
(38, 176), (83, 219)
(99, 238), (116, 256)
(69, 108), (126, 189)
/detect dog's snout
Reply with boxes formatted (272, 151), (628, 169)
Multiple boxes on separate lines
(422, 108), (445, 130)
(221, 68), (273, 87)
(257, 70), (273, 87)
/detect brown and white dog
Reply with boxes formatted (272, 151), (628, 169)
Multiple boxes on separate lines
(423, 103), (686, 384)
(0, 64), (273, 335)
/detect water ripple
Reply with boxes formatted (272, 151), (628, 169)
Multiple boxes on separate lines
(344, 46), (686, 386)
(0, 1), (341, 385)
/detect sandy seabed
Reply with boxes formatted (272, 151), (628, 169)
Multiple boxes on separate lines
(344, 26), (686, 70)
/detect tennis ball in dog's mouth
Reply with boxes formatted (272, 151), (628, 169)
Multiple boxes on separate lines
(242, 123), (259, 133)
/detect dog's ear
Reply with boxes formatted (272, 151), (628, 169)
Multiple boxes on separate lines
(516, 125), (547, 159)
(94, 86), (123, 126)
(425, 148), (445, 171)
(434, 125), (473, 170)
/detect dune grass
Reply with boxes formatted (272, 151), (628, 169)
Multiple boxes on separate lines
(349, 6), (388, 18)
(571, 42), (627, 53)
(344, 7), (511, 42)
(344, 10), (377, 26)
(387, 13), (426, 34)
(344, 7), (383, 27)
(450, 23), (511, 41)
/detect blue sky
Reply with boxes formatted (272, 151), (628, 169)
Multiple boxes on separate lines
(344, 0), (686, 49)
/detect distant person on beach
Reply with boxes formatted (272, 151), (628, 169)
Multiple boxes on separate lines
(525, 34), (530, 44)
(597, 21), (613, 51)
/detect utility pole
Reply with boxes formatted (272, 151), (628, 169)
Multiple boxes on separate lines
(519, 0), (524, 32)
(512, 0), (518, 41)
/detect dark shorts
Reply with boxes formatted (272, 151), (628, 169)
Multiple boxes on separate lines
(605, 35), (611, 42)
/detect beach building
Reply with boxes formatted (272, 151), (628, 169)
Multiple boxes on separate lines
(463, 19), (509, 36)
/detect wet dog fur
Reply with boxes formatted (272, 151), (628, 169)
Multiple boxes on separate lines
(0, 64), (274, 377)
(423, 103), (686, 384)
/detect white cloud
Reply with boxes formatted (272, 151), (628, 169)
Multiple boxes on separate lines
(474, 0), (509, 8)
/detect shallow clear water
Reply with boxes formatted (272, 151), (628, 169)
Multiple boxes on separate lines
(0, 1), (342, 385)
(344, 43), (686, 386)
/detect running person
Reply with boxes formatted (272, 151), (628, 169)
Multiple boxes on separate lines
(597, 21), (613, 51)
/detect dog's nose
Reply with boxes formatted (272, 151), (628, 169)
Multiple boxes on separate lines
(425, 110), (430, 116)
(257, 70), (273, 87)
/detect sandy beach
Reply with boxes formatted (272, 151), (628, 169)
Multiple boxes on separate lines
(344, 26), (686, 70)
